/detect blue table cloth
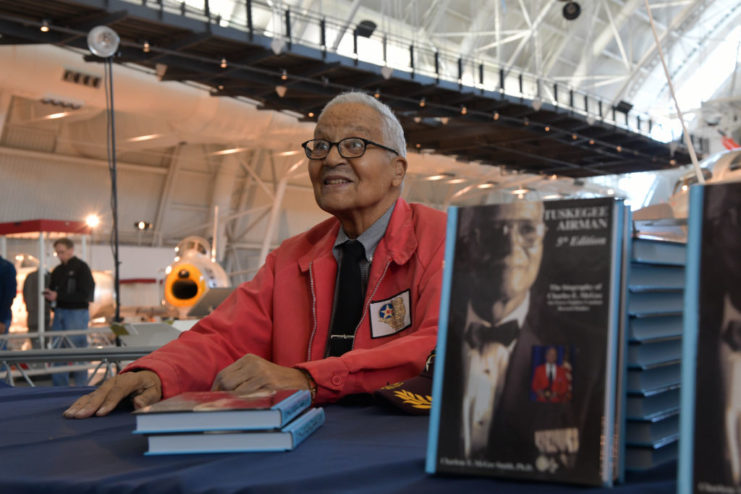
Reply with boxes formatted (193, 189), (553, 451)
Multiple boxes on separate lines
(0, 387), (675, 493)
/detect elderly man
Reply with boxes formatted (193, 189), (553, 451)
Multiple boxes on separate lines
(64, 91), (446, 418)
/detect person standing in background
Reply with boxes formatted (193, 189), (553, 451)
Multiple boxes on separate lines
(0, 254), (17, 351)
(23, 269), (51, 349)
(44, 238), (95, 386)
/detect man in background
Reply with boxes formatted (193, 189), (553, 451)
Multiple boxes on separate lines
(0, 254), (16, 350)
(44, 238), (95, 386)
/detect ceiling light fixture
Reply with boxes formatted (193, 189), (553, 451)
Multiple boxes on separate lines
(40, 19), (50, 32)
(220, 57), (227, 69)
(143, 40), (150, 53)
(281, 69), (287, 80)
(460, 105), (468, 115)
(493, 112), (500, 120)
(419, 97), (426, 108)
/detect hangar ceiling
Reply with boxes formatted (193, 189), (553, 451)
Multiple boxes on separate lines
(4, 0), (738, 177)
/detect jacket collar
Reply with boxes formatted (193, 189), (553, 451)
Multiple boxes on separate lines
(298, 198), (417, 272)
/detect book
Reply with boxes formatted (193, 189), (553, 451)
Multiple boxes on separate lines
(143, 407), (325, 455)
(627, 361), (681, 393)
(629, 314), (683, 342)
(629, 263), (685, 291)
(625, 410), (679, 447)
(631, 238), (686, 266)
(626, 440), (678, 471)
(627, 291), (684, 316)
(133, 389), (312, 433)
(627, 337), (682, 368)
(679, 182), (741, 493)
(427, 197), (627, 486)
(626, 386), (680, 420)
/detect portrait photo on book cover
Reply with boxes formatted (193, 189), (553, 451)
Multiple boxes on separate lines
(435, 198), (614, 483)
(695, 182), (741, 489)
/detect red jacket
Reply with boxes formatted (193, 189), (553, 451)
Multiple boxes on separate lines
(125, 199), (447, 403)
(531, 363), (571, 403)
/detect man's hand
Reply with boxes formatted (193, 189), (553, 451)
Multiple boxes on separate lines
(43, 288), (57, 302)
(0, 322), (6, 333)
(63, 370), (162, 419)
(211, 354), (310, 395)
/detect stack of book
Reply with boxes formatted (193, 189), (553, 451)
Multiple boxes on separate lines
(624, 235), (686, 471)
(132, 389), (324, 455)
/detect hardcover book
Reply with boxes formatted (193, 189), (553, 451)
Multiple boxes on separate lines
(625, 410), (679, 447)
(631, 237), (686, 266)
(627, 361), (681, 393)
(679, 181), (741, 493)
(426, 198), (626, 486)
(133, 389), (312, 433)
(143, 407), (325, 455)
(629, 314), (683, 342)
(626, 440), (678, 471)
(626, 386), (680, 420)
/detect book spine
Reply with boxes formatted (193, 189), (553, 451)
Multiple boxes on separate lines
(425, 206), (458, 475)
(600, 200), (624, 486)
(677, 184), (704, 494)
(285, 407), (325, 448)
(615, 205), (632, 484)
(274, 389), (312, 426)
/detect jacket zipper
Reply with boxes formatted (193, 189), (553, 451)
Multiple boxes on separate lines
(306, 262), (318, 360)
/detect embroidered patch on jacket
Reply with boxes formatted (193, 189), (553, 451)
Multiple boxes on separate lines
(370, 289), (411, 338)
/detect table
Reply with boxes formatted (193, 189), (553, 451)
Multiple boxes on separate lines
(0, 386), (676, 493)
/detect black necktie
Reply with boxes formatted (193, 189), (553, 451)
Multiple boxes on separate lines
(465, 319), (520, 348)
(548, 365), (554, 390)
(328, 240), (365, 357)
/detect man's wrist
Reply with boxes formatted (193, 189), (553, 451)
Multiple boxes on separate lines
(298, 368), (317, 401)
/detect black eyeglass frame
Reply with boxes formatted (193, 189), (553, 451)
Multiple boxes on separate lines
(301, 137), (399, 159)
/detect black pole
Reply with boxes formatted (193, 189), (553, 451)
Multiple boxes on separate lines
(106, 59), (122, 323)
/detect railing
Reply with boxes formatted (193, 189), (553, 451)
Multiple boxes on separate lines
(125, 0), (668, 141)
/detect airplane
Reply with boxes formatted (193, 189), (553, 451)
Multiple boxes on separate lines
(163, 236), (231, 319)
(667, 148), (741, 218)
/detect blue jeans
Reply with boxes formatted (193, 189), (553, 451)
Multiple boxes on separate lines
(50, 308), (89, 387)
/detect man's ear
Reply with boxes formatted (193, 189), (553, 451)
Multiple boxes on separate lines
(391, 156), (407, 187)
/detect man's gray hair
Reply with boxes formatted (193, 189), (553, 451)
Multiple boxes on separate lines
(319, 92), (407, 157)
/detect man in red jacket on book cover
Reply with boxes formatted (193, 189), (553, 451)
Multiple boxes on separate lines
(64, 91), (446, 419)
(531, 346), (572, 403)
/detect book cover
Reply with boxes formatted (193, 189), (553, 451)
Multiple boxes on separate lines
(626, 385), (680, 420)
(631, 238), (686, 266)
(134, 389), (312, 433)
(629, 314), (683, 342)
(627, 291), (684, 316)
(144, 407), (325, 455)
(427, 198), (625, 486)
(626, 361), (681, 393)
(679, 181), (741, 493)
(627, 337), (682, 368)
(629, 263), (685, 291)
(625, 410), (679, 447)
(626, 439), (678, 471)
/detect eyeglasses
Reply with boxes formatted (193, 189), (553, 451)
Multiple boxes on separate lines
(301, 137), (399, 160)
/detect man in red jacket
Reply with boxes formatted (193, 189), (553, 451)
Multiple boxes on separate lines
(64, 91), (447, 418)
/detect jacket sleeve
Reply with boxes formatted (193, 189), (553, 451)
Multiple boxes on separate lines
(295, 233), (445, 403)
(123, 253), (278, 398)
